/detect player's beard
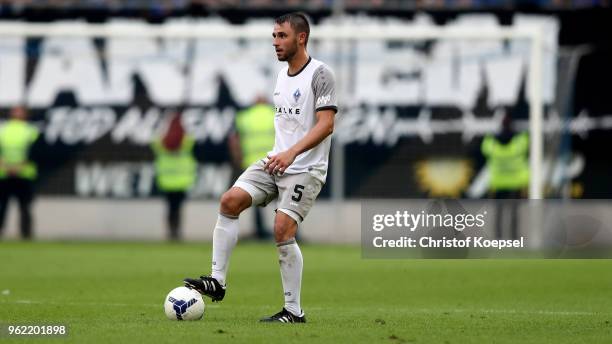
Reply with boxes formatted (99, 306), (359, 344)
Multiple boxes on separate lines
(277, 39), (298, 62)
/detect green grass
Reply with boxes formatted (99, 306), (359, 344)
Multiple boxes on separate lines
(0, 241), (611, 343)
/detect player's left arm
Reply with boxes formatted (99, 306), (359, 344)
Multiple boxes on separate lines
(264, 110), (334, 175)
(265, 64), (338, 175)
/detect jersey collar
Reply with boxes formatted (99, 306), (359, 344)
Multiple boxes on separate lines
(287, 56), (312, 77)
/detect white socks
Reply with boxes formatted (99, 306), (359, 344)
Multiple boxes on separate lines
(210, 214), (303, 316)
(277, 239), (303, 316)
(210, 213), (239, 286)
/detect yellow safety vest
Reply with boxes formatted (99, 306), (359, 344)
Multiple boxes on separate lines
(0, 119), (39, 180)
(235, 104), (276, 169)
(481, 132), (530, 191)
(151, 136), (197, 192)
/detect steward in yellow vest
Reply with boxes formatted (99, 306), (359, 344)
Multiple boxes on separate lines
(228, 99), (275, 240)
(232, 102), (276, 169)
(0, 106), (39, 239)
(481, 132), (529, 192)
(152, 114), (197, 240)
(481, 114), (528, 239)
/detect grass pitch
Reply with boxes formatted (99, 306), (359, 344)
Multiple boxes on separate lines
(0, 241), (611, 343)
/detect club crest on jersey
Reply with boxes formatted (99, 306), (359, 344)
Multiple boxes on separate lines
(293, 88), (301, 103)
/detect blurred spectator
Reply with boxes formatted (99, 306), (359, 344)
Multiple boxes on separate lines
(228, 96), (275, 240)
(481, 113), (529, 239)
(0, 106), (39, 240)
(151, 112), (197, 241)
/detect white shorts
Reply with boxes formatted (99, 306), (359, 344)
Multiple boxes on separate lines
(233, 160), (323, 224)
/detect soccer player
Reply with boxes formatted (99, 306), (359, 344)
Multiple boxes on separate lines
(184, 12), (337, 324)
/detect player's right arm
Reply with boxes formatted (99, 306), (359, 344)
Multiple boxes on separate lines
(264, 109), (334, 175)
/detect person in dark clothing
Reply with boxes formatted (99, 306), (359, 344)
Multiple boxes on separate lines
(0, 106), (40, 239)
(481, 113), (529, 239)
(152, 113), (197, 241)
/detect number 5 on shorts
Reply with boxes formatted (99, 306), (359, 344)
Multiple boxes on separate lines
(292, 184), (305, 202)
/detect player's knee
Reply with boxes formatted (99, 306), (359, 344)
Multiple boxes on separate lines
(274, 216), (297, 243)
(274, 226), (292, 243)
(219, 190), (248, 216)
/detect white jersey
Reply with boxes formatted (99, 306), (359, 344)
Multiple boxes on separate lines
(270, 57), (338, 183)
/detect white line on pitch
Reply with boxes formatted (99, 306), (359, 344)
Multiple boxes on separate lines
(0, 299), (220, 309)
(402, 308), (602, 316)
(1, 300), (604, 316)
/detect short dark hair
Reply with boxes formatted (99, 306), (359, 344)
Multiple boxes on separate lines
(275, 12), (310, 46)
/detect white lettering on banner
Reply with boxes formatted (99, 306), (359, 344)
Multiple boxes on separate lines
(354, 40), (423, 105)
(111, 107), (164, 145)
(33, 101), (612, 147)
(189, 39), (273, 106)
(45, 107), (117, 144)
(354, 30), (528, 107)
(349, 14), (557, 107)
(0, 38), (25, 105)
(106, 37), (187, 106)
(0, 15), (557, 109)
(335, 107), (612, 146)
(75, 162), (232, 198)
(76, 162), (155, 197)
(76, 162), (119, 197)
(182, 107), (235, 145)
(41, 106), (236, 145)
(37, 105), (612, 146)
(137, 164), (156, 196)
(189, 164), (233, 198)
(427, 14), (520, 108)
(28, 38), (107, 107)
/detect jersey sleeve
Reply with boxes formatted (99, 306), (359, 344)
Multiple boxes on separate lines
(312, 65), (338, 114)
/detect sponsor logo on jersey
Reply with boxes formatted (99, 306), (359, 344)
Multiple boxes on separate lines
(275, 106), (301, 115)
(316, 94), (331, 106)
